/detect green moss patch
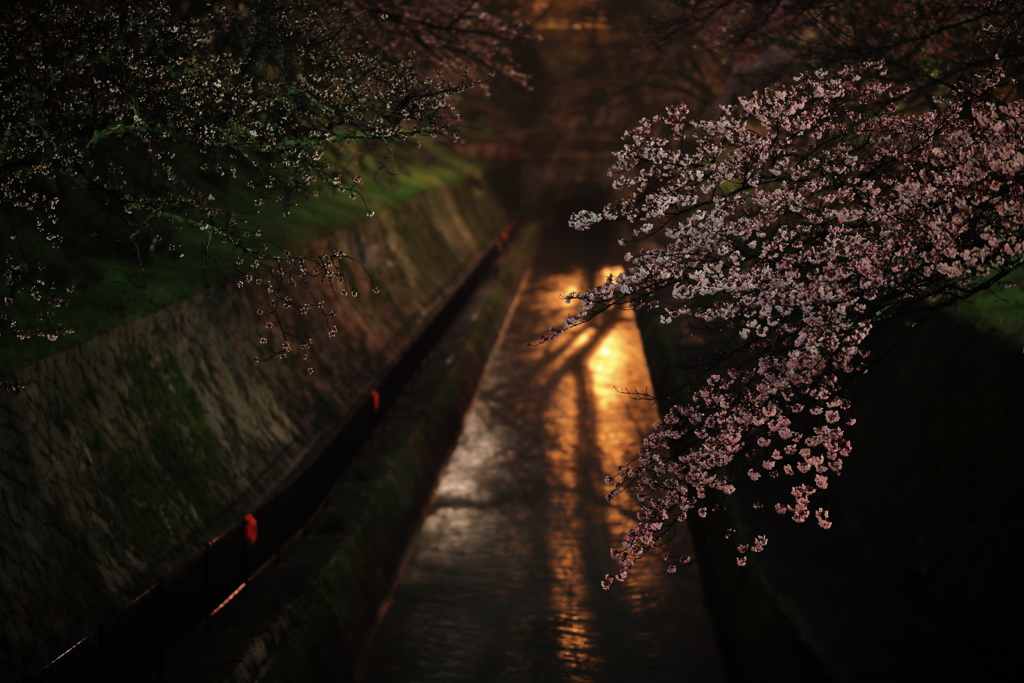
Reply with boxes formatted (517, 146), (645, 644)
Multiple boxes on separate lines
(1, 142), (484, 373)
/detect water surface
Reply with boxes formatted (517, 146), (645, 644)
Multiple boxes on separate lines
(357, 253), (725, 683)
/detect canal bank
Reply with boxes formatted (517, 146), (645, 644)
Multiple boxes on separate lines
(150, 216), (538, 683)
(2, 172), (514, 681)
(636, 306), (1024, 682)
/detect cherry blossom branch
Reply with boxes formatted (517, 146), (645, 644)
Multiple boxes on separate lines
(561, 63), (1024, 587)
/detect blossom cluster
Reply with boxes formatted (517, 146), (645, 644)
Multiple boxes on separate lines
(0, 0), (522, 354)
(565, 64), (1024, 586)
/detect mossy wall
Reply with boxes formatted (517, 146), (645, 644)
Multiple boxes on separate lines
(247, 222), (538, 683)
(0, 176), (507, 680)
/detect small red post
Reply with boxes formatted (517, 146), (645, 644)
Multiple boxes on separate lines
(371, 389), (380, 411)
(244, 514), (258, 546)
(496, 219), (518, 251)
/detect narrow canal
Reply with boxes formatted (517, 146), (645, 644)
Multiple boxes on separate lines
(356, 220), (726, 681)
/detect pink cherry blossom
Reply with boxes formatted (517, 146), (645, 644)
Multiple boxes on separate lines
(566, 63), (1024, 586)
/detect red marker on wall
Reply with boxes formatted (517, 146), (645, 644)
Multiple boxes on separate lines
(371, 389), (380, 411)
(244, 514), (258, 546)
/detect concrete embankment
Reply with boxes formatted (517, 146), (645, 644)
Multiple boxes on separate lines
(156, 216), (537, 683)
(0, 175), (512, 680)
(636, 308), (1024, 682)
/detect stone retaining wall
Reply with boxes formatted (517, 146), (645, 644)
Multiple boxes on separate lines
(0, 176), (506, 680)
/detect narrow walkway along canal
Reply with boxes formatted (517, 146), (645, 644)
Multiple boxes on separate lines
(356, 225), (727, 682)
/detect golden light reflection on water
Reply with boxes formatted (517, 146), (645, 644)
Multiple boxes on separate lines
(545, 367), (592, 679)
(534, 266), (664, 673)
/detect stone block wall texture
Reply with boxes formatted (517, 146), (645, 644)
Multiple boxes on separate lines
(0, 176), (506, 680)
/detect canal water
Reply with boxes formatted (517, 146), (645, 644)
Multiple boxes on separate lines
(356, 226), (726, 682)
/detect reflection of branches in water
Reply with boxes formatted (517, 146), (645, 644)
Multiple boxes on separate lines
(493, 271), (678, 589)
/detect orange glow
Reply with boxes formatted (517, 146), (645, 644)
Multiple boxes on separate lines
(529, 0), (610, 31)
(528, 266), (663, 669)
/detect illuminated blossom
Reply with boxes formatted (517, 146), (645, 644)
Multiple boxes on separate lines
(564, 64), (1024, 586)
